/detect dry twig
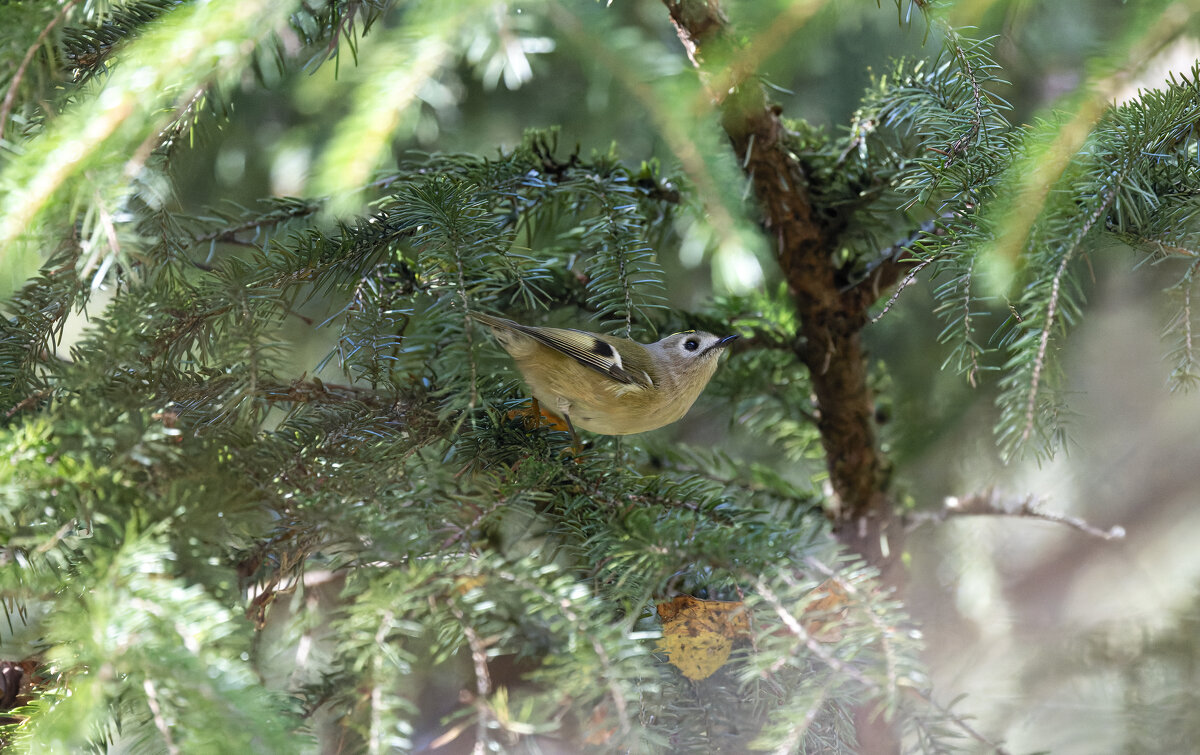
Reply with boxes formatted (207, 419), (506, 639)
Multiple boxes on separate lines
(905, 488), (1125, 540)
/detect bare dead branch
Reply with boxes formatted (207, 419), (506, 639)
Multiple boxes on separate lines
(905, 488), (1126, 541)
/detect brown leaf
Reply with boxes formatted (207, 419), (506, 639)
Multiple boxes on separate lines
(801, 580), (851, 642)
(656, 596), (748, 680)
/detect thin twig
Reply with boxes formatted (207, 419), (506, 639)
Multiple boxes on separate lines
(1187, 271), (1195, 363)
(35, 520), (76, 554)
(125, 85), (207, 180)
(190, 202), (320, 247)
(327, 0), (361, 59)
(1173, 258), (1200, 383)
(860, 211), (957, 317)
(945, 29), (987, 160)
(1019, 182), (1120, 446)
(450, 603), (492, 755)
(1020, 249), (1073, 445)
(907, 687), (1012, 755)
(870, 255), (937, 323)
(905, 488), (1125, 540)
(5, 390), (52, 419)
(961, 259), (980, 387)
(1139, 236), (1200, 259)
(368, 610), (394, 755)
(143, 678), (180, 755)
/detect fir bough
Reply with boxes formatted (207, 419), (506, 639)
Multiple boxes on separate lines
(1, 136), (926, 752)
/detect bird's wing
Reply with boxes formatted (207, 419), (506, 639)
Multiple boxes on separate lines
(519, 326), (653, 389)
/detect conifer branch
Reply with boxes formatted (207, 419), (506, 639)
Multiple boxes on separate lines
(801, 558), (900, 699)
(907, 688), (1012, 755)
(11, 4), (1194, 751)
(326, 0), (363, 59)
(1183, 266), (1196, 374)
(870, 255), (938, 324)
(495, 569), (632, 736)
(770, 682), (830, 755)
(959, 262), (980, 387)
(451, 244), (480, 411)
(579, 181), (667, 335)
(368, 610), (397, 755)
(1016, 182), (1118, 452)
(0, 0), (80, 144)
(943, 29), (988, 163)
(546, 1), (740, 266)
(60, 0), (180, 83)
(4, 389), (53, 419)
(1020, 249), (1073, 447)
(1165, 258), (1200, 390)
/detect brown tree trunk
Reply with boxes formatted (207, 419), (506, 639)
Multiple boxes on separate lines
(661, 0), (905, 581)
(661, 1), (908, 750)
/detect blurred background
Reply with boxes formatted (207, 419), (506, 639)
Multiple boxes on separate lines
(158, 0), (1200, 750)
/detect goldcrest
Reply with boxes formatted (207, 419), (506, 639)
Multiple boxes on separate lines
(471, 312), (738, 437)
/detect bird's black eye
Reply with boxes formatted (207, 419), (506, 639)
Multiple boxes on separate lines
(684, 338), (700, 352)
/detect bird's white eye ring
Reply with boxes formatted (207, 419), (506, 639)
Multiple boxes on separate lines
(684, 337), (700, 352)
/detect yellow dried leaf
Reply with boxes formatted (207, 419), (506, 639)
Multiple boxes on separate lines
(655, 630), (733, 680)
(656, 595), (748, 680)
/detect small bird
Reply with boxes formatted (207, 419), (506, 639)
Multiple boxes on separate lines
(471, 312), (738, 441)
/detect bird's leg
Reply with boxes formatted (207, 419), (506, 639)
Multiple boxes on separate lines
(564, 414), (582, 455)
(548, 396), (582, 454)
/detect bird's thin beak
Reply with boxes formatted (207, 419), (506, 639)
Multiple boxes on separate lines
(701, 333), (739, 357)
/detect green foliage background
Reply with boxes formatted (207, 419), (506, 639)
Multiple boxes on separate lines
(3, 0), (1200, 753)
